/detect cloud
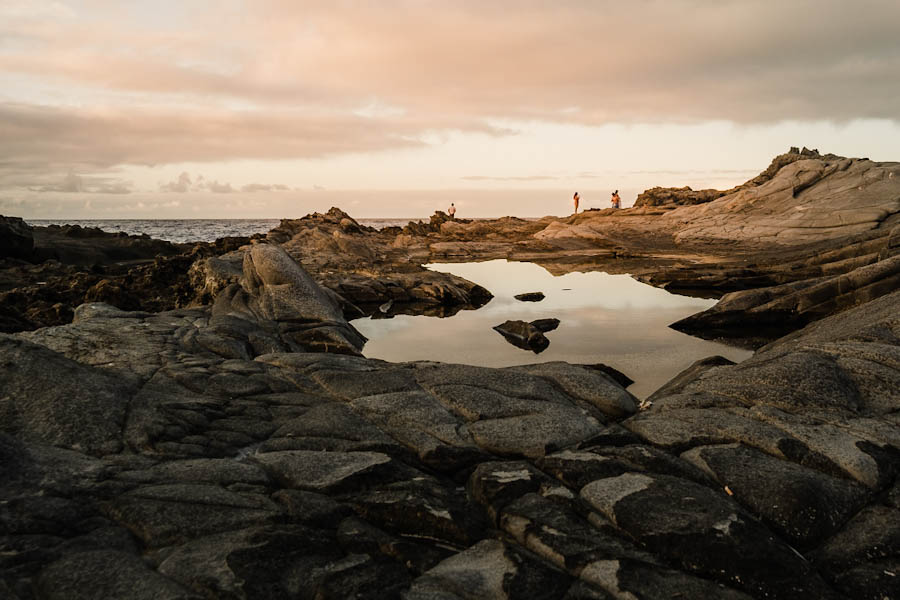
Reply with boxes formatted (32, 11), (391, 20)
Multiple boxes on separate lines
(204, 180), (234, 193)
(30, 171), (132, 194)
(1, 1), (899, 192)
(461, 175), (561, 182)
(240, 183), (289, 192)
(158, 172), (290, 194)
(2, 1), (898, 126)
(159, 172), (194, 193)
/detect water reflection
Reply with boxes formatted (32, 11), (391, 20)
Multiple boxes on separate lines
(353, 260), (752, 398)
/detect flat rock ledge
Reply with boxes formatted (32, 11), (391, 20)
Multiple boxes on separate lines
(1, 236), (898, 599)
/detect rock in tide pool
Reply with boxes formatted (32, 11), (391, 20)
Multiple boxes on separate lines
(492, 319), (550, 352)
(513, 291), (545, 302)
(529, 317), (560, 333)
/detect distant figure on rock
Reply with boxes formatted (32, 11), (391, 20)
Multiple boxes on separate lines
(611, 190), (621, 209)
(448, 203), (456, 219)
(573, 192), (580, 214)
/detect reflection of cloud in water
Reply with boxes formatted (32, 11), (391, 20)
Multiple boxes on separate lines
(355, 261), (751, 398)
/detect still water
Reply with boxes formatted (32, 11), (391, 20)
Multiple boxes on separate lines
(353, 260), (752, 398)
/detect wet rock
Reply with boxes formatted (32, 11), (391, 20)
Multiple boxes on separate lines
(514, 292), (545, 302)
(493, 319), (550, 352)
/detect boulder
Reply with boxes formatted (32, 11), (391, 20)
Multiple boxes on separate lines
(492, 319), (550, 352)
(514, 291), (545, 302)
(35, 550), (195, 600)
(529, 318), (560, 332)
(0, 215), (34, 260)
(0, 334), (136, 455)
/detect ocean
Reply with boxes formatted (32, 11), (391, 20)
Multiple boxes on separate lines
(24, 218), (418, 244)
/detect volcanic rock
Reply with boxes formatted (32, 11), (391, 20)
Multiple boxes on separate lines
(492, 319), (550, 352)
(0, 216), (34, 260)
(514, 291), (545, 302)
(529, 317), (560, 332)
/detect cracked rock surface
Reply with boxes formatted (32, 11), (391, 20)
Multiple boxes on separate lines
(2, 233), (898, 599)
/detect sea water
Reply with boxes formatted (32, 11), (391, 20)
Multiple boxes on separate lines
(24, 218), (415, 243)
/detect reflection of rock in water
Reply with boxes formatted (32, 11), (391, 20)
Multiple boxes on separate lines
(363, 298), (491, 320)
(493, 319), (551, 353)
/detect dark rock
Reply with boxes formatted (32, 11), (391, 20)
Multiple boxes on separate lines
(156, 525), (339, 600)
(467, 461), (559, 523)
(682, 443), (870, 549)
(493, 319), (550, 352)
(671, 253), (900, 342)
(633, 186), (726, 208)
(0, 335), (137, 455)
(581, 472), (841, 599)
(0, 216), (34, 260)
(530, 317), (559, 332)
(814, 505), (900, 574)
(508, 362), (637, 419)
(646, 355), (735, 402)
(514, 292), (545, 302)
(336, 516), (454, 576)
(251, 449), (409, 494)
(579, 558), (755, 600)
(351, 477), (486, 547)
(104, 483), (281, 547)
(35, 550), (195, 600)
(406, 539), (571, 600)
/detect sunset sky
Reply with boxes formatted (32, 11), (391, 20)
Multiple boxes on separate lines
(2, 0), (900, 218)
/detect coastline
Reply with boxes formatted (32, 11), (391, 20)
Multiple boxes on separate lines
(1, 148), (899, 599)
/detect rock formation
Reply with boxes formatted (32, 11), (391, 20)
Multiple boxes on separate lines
(492, 319), (552, 352)
(1, 247), (896, 598)
(514, 291), (545, 302)
(1, 148), (899, 599)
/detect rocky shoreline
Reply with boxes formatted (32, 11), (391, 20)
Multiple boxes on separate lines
(1, 149), (898, 599)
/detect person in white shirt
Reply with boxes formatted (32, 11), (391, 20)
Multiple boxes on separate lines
(448, 203), (457, 219)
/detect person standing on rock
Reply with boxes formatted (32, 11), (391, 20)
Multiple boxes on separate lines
(611, 190), (621, 209)
(573, 192), (580, 214)
(448, 203), (457, 219)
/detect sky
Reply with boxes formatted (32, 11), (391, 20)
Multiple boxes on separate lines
(2, 0), (900, 219)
